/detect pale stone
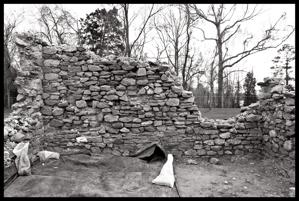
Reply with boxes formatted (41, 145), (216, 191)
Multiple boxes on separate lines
(154, 87), (163, 94)
(141, 121), (153, 126)
(104, 114), (119, 122)
(121, 78), (136, 86)
(45, 73), (59, 80)
(52, 107), (64, 116)
(88, 65), (101, 71)
(219, 132), (231, 139)
(76, 100), (87, 108)
(283, 140), (292, 151)
(15, 37), (29, 47)
(43, 46), (57, 54)
(269, 130), (276, 137)
(166, 98), (180, 106)
(120, 127), (130, 133)
(44, 59), (60, 67)
(137, 68), (147, 76)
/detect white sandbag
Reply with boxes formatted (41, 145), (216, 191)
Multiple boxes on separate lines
(37, 150), (60, 162)
(13, 141), (31, 176)
(152, 154), (175, 188)
(76, 136), (88, 143)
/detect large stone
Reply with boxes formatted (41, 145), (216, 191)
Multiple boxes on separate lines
(15, 37), (29, 47)
(283, 140), (292, 151)
(183, 97), (194, 103)
(182, 90), (193, 98)
(76, 100), (87, 108)
(171, 86), (183, 95)
(90, 86), (101, 91)
(119, 95), (128, 102)
(203, 140), (214, 146)
(112, 122), (124, 129)
(44, 59), (60, 67)
(219, 132), (231, 139)
(119, 117), (132, 123)
(97, 102), (109, 109)
(104, 114), (119, 122)
(154, 87), (163, 94)
(137, 68), (147, 76)
(120, 127), (130, 133)
(50, 119), (63, 127)
(88, 65), (101, 71)
(271, 85), (284, 94)
(52, 107), (64, 116)
(12, 133), (25, 143)
(121, 78), (136, 86)
(137, 79), (149, 85)
(45, 73), (59, 80)
(105, 95), (119, 100)
(215, 138), (225, 145)
(246, 114), (260, 122)
(166, 98), (180, 106)
(209, 157), (220, 165)
(269, 130), (276, 137)
(285, 98), (295, 106)
(141, 121), (153, 126)
(41, 106), (52, 115)
(43, 46), (57, 54)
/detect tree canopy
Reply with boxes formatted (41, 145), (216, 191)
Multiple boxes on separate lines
(80, 7), (125, 56)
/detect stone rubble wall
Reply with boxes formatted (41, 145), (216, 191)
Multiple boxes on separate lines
(4, 34), (46, 167)
(256, 78), (295, 162)
(3, 34), (295, 167)
(39, 42), (264, 158)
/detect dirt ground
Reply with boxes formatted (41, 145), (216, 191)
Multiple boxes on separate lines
(176, 154), (295, 197)
(4, 153), (294, 197)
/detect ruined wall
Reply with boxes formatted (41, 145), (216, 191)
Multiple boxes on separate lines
(3, 35), (295, 167)
(257, 78), (295, 161)
(4, 34), (46, 167)
(39, 42), (264, 158)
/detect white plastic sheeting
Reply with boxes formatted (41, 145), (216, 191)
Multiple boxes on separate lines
(152, 154), (175, 188)
(37, 151), (60, 162)
(13, 141), (31, 176)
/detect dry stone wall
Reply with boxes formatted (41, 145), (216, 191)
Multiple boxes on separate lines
(256, 78), (295, 161)
(4, 34), (46, 167)
(3, 34), (295, 168)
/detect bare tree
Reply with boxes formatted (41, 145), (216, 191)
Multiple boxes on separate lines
(189, 4), (295, 107)
(37, 5), (80, 45)
(119, 4), (164, 57)
(153, 5), (204, 89)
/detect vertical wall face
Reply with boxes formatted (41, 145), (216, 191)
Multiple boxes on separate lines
(4, 35), (46, 167)
(40, 45), (202, 156)
(4, 34), (295, 165)
(257, 78), (295, 162)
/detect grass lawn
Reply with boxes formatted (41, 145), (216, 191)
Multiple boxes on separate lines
(199, 108), (241, 119)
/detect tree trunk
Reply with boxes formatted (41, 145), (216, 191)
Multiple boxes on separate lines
(216, 23), (224, 108)
(123, 5), (131, 57)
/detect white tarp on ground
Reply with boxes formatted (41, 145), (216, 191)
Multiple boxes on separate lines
(13, 141), (31, 176)
(152, 154), (175, 188)
(37, 151), (60, 162)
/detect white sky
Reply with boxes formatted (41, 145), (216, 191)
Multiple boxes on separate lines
(4, 4), (295, 86)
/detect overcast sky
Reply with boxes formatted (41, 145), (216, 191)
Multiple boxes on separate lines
(4, 4), (295, 86)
